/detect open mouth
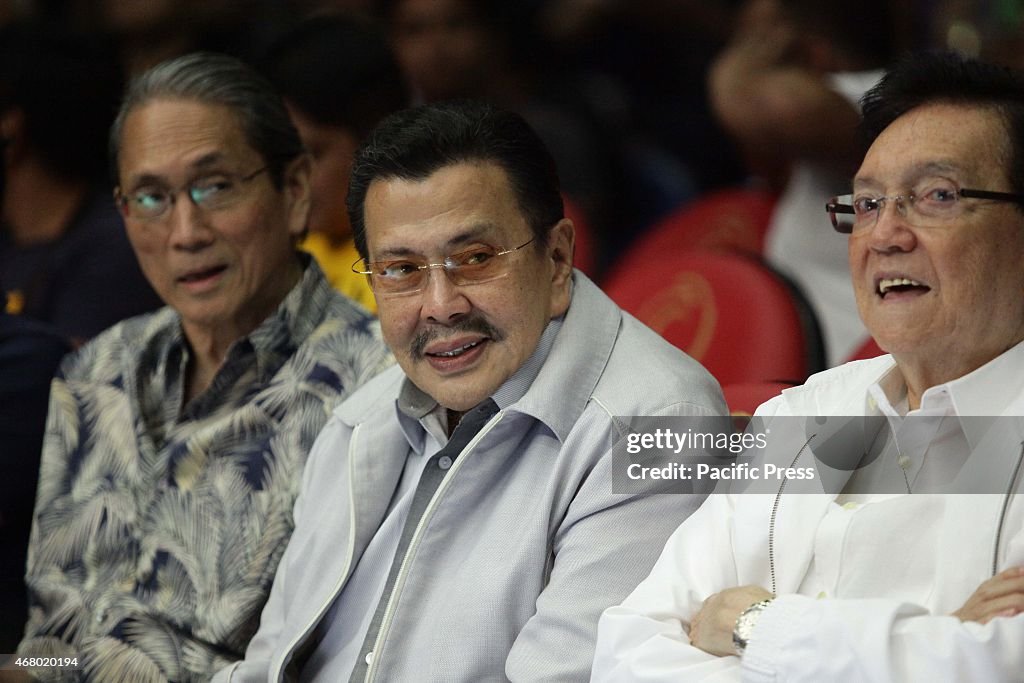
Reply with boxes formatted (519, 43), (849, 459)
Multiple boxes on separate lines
(426, 339), (484, 358)
(178, 265), (227, 284)
(877, 277), (930, 298)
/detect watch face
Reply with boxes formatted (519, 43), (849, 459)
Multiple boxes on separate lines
(733, 598), (772, 655)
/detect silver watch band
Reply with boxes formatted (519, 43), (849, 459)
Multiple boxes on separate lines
(732, 598), (774, 656)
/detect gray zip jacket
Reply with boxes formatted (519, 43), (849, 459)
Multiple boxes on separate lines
(214, 272), (727, 682)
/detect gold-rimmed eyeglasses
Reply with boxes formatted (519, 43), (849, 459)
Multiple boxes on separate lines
(352, 237), (536, 296)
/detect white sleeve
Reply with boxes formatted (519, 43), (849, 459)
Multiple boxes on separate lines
(593, 491), (1024, 683)
(593, 389), (1024, 682)
(740, 594), (1024, 683)
(590, 492), (745, 682)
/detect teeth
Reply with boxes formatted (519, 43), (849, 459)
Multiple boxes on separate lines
(878, 277), (923, 295)
(433, 340), (480, 357)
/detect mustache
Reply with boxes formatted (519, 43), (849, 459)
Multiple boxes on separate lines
(411, 316), (504, 358)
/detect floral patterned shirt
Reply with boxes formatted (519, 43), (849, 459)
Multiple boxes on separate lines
(18, 258), (392, 682)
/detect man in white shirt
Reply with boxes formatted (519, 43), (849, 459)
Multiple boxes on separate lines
(594, 51), (1024, 682)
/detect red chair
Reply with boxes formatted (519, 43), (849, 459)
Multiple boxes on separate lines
(723, 381), (795, 416)
(846, 336), (886, 362)
(603, 250), (824, 386)
(604, 187), (776, 284)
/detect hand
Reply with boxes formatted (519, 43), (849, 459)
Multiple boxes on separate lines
(953, 566), (1024, 625)
(689, 585), (773, 657)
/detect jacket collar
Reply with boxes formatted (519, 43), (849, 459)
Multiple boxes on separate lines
(334, 271), (622, 445)
(503, 271), (620, 443)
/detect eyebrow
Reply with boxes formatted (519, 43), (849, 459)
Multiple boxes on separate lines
(372, 223), (501, 260)
(854, 160), (965, 189)
(124, 152), (230, 189)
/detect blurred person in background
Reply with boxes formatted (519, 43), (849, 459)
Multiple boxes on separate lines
(534, 0), (746, 246)
(709, 0), (897, 364)
(261, 12), (409, 313)
(0, 22), (162, 347)
(381, 0), (618, 256)
(0, 302), (68, 652)
(11, 52), (392, 682)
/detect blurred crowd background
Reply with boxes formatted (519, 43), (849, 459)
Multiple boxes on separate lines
(4, 0), (1024, 650)
(7, 0), (1024, 275)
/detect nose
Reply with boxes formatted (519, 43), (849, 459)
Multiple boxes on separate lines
(865, 195), (917, 254)
(167, 195), (214, 252)
(880, 195), (912, 221)
(420, 265), (471, 323)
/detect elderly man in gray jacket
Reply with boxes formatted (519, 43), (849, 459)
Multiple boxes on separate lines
(214, 100), (726, 683)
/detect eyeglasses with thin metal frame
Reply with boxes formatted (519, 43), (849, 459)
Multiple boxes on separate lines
(116, 165), (270, 222)
(352, 236), (537, 296)
(826, 186), (1024, 234)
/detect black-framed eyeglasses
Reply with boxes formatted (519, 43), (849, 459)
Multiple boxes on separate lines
(826, 186), (1024, 234)
(116, 166), (269, 222)
(352, 237), (536, 297)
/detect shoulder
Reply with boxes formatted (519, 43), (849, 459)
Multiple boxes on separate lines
(756, 355), (895, 417)
(332, 364), (407, 424)
(304, 297), (381, 349)
(58, 307), (176, 381)
(295, 283), (390, 367)
(593, 310), (727, 417)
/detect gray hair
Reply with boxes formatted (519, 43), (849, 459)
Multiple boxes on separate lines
(109, 51), (304, 189)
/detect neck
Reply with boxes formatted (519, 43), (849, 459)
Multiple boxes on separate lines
(895, 343), (1014, 411)
(184, 343), (224, 404)
(181, 257), (303, 401)
(3, 159), (89, 246)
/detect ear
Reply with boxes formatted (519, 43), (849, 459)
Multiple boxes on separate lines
(547, 217), (575, 317)
(283, 153), (313, 240)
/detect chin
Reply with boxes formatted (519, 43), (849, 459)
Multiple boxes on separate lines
(435, 391), (491, 413)
(421, 377), (495, 412)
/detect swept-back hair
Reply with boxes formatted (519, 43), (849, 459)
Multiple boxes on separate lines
(347, 100), (564, 259)
(860, 51), (1024, 195)
(109, 51), (303, 189)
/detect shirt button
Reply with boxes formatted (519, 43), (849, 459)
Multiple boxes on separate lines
(867, 396), (877, 410)
(438, 455), (453, 470)
(365, 651), (374, 666)
(842, 501), (859, 510)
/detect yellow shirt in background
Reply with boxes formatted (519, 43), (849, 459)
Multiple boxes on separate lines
(300, 233), (377, 314)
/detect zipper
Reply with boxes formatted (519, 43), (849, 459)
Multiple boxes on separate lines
(363, 411), (504, 681)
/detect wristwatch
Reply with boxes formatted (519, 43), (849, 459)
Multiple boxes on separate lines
(732, 598), (774, 656)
